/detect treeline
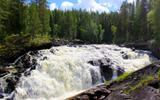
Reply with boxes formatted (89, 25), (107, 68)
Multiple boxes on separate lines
(0, 0), (160, 58)
(0, 0), (160, 44)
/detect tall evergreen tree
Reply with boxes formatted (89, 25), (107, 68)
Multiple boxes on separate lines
(28, 2), (42, 36)
(153, 0), (160, 46)
(38, 0), (50, 34)
(0, 0), (10, 42)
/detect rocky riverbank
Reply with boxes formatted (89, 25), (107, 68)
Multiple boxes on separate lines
(69, 61), (160, 100)
(0, 39), (85, 65)
(0, 44), (155, 99)
(0, 51), (38, 99)
(0, 40), (158, 100)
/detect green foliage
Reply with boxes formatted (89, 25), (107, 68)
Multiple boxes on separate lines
(0, 0), (160, 64)
(30, 34), (51, 45)
(105, 80), (112, 86)
(104, 73), (130, 86)
(153, 0), (160, 46)
(28, 2), (42, 35)
(157, 69), (160, 79)
(114, 73), (130, 82)
(111, 25), (117, 43)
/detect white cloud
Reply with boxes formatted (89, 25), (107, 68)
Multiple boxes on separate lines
(50, 0), (135, 12)
(76, 0), (109, 12)
(127, 0), (135, 3)
(60, 0), (109, 13)
(50, 3), (57, 10)
(60, 1), (74, 10)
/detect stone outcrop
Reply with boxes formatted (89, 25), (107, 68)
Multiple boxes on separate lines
(88, 58), (124, 81)
(0, 51), (38, 99)
(69, 61), (160, 100)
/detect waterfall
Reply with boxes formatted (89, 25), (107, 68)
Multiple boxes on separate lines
(14, 45), (155, 100)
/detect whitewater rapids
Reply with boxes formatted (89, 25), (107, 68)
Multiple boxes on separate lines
(14, 45), (155, 100)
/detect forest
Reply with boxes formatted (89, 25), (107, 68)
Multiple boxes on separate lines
(0, 0), (160, 64)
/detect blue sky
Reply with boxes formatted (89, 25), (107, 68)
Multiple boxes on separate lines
(48, 0), (135, 12)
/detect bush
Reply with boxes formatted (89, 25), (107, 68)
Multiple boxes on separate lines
(29, 34), (51, 45)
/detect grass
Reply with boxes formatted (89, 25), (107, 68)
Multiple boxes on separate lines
(105, 72), (130, 86)
(105, 80), (112, 86)
(123, 75), (154, 94)
(157, 69), (160, 79)
(104, 72), (155, 94)
(114, 72), (130, 82)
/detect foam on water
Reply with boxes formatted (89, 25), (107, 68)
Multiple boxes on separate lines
(14, 45), (155, 100)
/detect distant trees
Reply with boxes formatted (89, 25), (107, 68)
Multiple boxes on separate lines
(38, 0), (51, 34)
(50, 10), (110, 43)
(0, 0), (10, 41)
(28, 2), (42, 35)
(0, 0), (160, 45)
(2, 0), (160, 65)
(152, 0), (160, 46)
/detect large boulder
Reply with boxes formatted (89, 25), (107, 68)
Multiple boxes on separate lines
(88, 58), (124, 81)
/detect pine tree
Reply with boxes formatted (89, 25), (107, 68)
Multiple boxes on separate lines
(38, 0), (51, 34)
(120, 1), (130, 42)
(139, 0), (148, 40)
(28, 2), (42, 35)
(153, 0), (160, 46)
(0, 0), (10, 42)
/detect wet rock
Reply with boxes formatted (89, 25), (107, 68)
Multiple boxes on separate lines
(121, 42), (150, 50)
(50, 49), (55, 54)
(70, 84), (110, 100)
(100, 65), (113, 81)
(5, 77), (19, 93)
(71, 62), (160, 100)
(71, 39), (85, 45)
(29, 51), (39, 56)
(0, 93), (4, 98)
(88, 60), (101, 66)
(88, 58), (124, 81)
(122, 54), (128, 59)
(42, 56), (48, 60)
(100, 58), (109, 66)
(0, 52), (39, 99)
(90, 69), (99, 85)
(0, 87), (4, 98)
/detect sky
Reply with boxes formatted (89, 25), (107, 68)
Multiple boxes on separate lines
(48, 0), (135, 12)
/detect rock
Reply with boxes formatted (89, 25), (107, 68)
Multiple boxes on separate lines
(71, 39), (85, 45)
(70, 84), (110, 100)
(121, 42), (150, 50)
(5, 77), (18, 93)
(121, 53), (129, 59)
(0, 39), (82, 65)
(0, 93), (4, 98)
(0, 51), (39, 99)
(88, 58), (124, 81)
(107, 91), (131, 100)
(129, 86), (160, 100)
(100, 65), (113, 81)
(71, 62), (160, 100)
(90, 69), (100, 85)
(88, 60), (101, 66)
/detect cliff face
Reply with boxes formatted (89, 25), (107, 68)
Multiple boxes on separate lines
(69, 62), (160, 100)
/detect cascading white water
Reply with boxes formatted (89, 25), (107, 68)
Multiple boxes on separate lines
(14, 45), (155, 100)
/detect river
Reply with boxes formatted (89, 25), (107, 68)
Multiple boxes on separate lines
(12, 44), (156, 100)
